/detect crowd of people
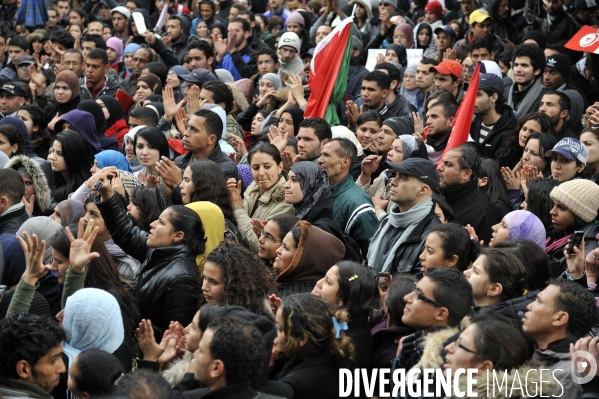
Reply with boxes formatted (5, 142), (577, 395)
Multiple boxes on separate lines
(2, 0), (599, 397)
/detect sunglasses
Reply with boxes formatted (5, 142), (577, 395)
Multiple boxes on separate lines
(456, 337), (476, 354)
(413, 284), (444, 307)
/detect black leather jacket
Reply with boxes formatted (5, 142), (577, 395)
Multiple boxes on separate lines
(96, 195), (200, 341)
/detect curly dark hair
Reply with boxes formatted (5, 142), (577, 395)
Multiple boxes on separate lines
(0, 314), (66, 379)
(188, 160), (237, 226)
(513, 44), (546, 76)
(202, 241), (271, 316)
(206, 317), (266, 386)
(550, 279), (599, 337)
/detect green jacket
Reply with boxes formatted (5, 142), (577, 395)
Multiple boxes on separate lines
(330, 175), (378, 257)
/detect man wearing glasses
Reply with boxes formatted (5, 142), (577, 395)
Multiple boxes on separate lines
(392, 268), (473, 383)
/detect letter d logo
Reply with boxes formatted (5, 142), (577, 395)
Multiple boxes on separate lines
(571, 350), (598, 384)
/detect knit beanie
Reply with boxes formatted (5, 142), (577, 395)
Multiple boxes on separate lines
(286, 11), (305, 26)
(550, 179), (599, 223)
(278, 32), (301, 53)
(382, 116), (414, 136)
(261, 73), (282, 90)
(424, 1), (443, 19)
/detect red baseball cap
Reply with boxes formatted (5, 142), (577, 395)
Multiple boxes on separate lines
(429, 60), (463, 79)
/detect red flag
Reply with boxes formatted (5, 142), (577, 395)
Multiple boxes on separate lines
(304, 17), (353, 123)
(565, 25), (599, 53)
(437, 63), (481, 166)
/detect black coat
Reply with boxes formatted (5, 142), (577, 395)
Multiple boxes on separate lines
(96, 195), (200, 341)
(386, 94), (417, 118)
(0, 206), (29, 235)
(442, 179), (497, 244)
(276, 353), (340, 399)
(174, 374), (290, 399)
(346, 312), (373, 370)
(470, 106), (517, 159)
(175, 144), (240, 181)
(539, 11), (580, 46)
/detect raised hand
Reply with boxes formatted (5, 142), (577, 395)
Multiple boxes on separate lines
(361, 155), (382, 177)
(213, 37), (228, 61)
(570, 337), (599, 378)
(564, 236), (585, 279)
(465, 224), (484, 246)
(156, 156), (183, 196)
(251, 218), (266, 235)
(500, 166), (521, 191)
(289, 74), (306, 107)
(174, 107), (188, 136)
(65, 218), (100, 272)
(227, 178), (243, 208)
(372, 195), (389, 212)
(16, 232), (52, 286)
(230, 134), (248, 157)
(269, 294), (283, 314)
(163, 86), (186, 122)
(268, 125), (288, 152)
(256, 90), (277, 108)
(411, 112), (424, 139)
(281, 151), (299, 171)
(187, 86), (200, 115)
(137, 319), (165, 361)
(22, 195), (35, 215)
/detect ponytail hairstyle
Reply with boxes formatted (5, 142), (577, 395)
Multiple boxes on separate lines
(385, 274), (418, 327)
(429, 223), (480, 272)
(72, 349), (124, 397)
(202, 241), (271, 317)
(479, 247), (528, 302)
(168, 205), (206, 255)
(279, 294), (354, 368)
(129, 186), (166, 232)
(493, 239), (552, 291)
(336, 261), (379, 319)
(199, 303), (226, 332)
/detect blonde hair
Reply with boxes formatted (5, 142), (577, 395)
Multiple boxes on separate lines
(280, 294), (355, 367)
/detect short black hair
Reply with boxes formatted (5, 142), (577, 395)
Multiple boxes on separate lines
(72, 349), (123, 397)
(470, 37), (493, 54)
(375, 62), (403, 85)
(145, 62), (168, 85)
(129, 106), (159, 126)
(86, 48), (108, 65)
(298, 118), (332, 142)
(362, 70), (391, 91)
(64, 48), (83, 63)
(229, 17), (251, 32)
(0, 314), (66, 379)
(453, 145), (481, 179)
(194, 108), (224, 140)
(329, 137), (357, 170)
(102, 22), (114, 36)
(429, 100), (458, 118)
(8, 36), (28, 51)
(513, 43), (546, 74)
(134, 47), (154, 63)
(50, 29), (75, 49)
(543, 90), (571, 113)
(550, 279), (599, 338)
(426, 268), (473, 327)
(82, 34), (106, 50)
(257, 48), (278, 64)
(202, 81), (234, 114)
(188, 39), (214, 60)
(114, 369), (172, 399)
(206, 317), (266, 386)
(0, 168), (25, 205)
(419, 57), (438, 66)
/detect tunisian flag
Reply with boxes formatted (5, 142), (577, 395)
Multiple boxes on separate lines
(304, 17), (353, 126)
(437, 63), (481, 166)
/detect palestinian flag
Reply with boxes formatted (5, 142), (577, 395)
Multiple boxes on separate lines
(304, 17), (353, 126)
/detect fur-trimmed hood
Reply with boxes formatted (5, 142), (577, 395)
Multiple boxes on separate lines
(414, 317), (470, 370)
(5, 155), (52, 212)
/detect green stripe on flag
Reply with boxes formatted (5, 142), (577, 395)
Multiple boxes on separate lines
(324, 34), (353, 127)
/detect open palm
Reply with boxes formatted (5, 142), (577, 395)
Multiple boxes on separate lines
(66, 218), (100, 272)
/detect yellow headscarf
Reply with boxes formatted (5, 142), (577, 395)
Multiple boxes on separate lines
(185, 201), (225, 272)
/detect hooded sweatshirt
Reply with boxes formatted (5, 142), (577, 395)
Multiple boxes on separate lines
(76, 101), (119, 151)
(55, 110), (102, 153)
(169, 15), (192, 60)
(5, 156), (53, 215)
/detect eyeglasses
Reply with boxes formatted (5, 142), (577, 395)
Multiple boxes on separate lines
(413, 284), (444, 307)
(455, 338), (476, 354)
(133, 57), (149, 64)
(259, 230), (281, 243)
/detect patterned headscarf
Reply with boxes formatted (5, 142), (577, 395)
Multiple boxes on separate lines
(289, 161), (331, 220)
(504, 210), (546, 250)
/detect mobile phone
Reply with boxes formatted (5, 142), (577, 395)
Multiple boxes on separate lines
(568, 231), (584, 256)
(377, 272), (391, 292)
(94, 180), (103, 192)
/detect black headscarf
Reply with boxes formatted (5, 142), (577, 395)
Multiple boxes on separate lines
(98, 95), (124, 129)
(387, 44), (407, 68)
(289, 161), (331, 220)
(280, 106), (304, 136)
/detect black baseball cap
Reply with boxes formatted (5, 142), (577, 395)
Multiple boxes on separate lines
(17, 55), (36, 67)
(384, 158), (439, 190)
(0, 82), (27, 97)
(179, 68), (217, 85)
